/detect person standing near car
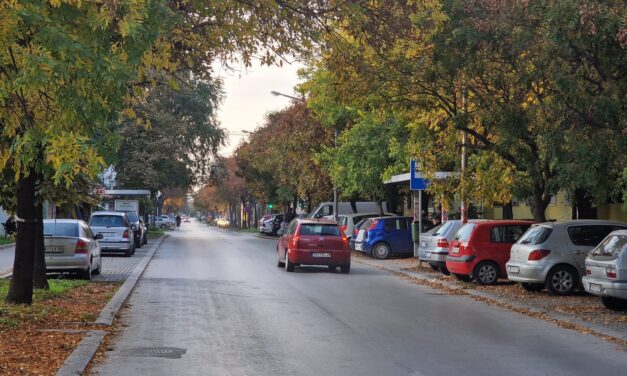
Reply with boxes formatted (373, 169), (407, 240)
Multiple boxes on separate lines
(4, 215), (16, 236)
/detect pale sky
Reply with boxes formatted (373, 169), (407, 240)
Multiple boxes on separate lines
(214, 61), (304, 156)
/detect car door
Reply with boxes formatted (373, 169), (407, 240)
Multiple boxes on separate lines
(490, 225), (530, 268)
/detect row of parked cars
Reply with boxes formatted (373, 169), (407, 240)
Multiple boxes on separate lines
(44, 211), (148, 280)
(348, 216), (626, 310)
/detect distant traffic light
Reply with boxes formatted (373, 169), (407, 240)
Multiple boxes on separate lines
(268, 204), (273, 209)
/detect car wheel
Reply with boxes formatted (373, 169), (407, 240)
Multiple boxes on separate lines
(92, 257), (102, 276)
(340, 264), (351, 274)
(601, 297), (627, 311)
(453, 273), (471, 282)
(285, 251), (295, 272)
(521, 283), (544, 292)
(439, 266), (451, 276)
(474, 261), (499, 285)
(124, 246), (132, 257)
(79, 263), (92, 280)
(135, 238), (142, 249)
(372, 243), (391, 260)
(546, 265), (578, 296)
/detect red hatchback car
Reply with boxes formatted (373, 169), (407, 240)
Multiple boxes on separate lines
(446, 220), (533, 284)
(277, 218), (351, 273)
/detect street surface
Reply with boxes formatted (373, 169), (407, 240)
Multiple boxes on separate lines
(92, 222), (627, 376)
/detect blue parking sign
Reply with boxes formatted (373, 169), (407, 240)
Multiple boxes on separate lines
(410, 160), (429, 190)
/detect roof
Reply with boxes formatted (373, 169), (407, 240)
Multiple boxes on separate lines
(534, 219), (627, 227)
(90, 211), (127, 216)
(297, 218), (338, 225)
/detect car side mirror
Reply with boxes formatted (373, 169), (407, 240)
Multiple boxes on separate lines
(94, 233), (103, 240)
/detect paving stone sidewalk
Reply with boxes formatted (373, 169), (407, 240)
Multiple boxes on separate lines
(94, 239), (162, 282)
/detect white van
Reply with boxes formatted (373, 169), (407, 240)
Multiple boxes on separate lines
(310, 202), (389, 218)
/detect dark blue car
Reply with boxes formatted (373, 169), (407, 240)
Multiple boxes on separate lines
(353, 216), (413, 259)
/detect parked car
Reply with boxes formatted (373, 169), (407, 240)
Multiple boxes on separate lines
(582, 230), (627, 310)
(309, 201), (389, 219)
(422, 220), (490, 274)
(446, 220), (533, 284)
(88, 211), (136, 257)
(259, 214), (282, 235)
(506, 220), (627, 295)
(329, 212), (395, 239)
(155, 214), (175, 230)
(276, 218), (350, 273)
(216, 218), (230, 228)
(124, 211), (146, 248)
(44, 219), (103, 279)
(349, 218), (369, 251)
(354, 216), (413, 259)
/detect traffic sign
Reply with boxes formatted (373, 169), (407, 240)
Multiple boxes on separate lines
(410, 160), (429, 191)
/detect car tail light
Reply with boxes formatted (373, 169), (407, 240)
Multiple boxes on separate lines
(436, 237), (449, 248)
(123, 230), (129, 239)
(292, 235), (300, 249)
(75, 240), (88, 254)
(528, 249), (550, 261)
(368, 220), (379, 231)
(342, 234), (349, 249)
(341, 225), (347, 234)
(606, 266), (617, 279)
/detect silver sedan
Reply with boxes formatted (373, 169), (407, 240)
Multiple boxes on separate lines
(44, 219), (103, 280)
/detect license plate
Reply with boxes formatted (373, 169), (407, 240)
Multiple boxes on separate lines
(45, 246), (64, 253)
(421, 241), (427, 248)
(507, 265), (520, 274)
(451, 246), (460, 255)
(355, 243), (363, 251)
(589, 283), (602, 293)
(100, 232), (115, 238)
(312, 252), (331, 257)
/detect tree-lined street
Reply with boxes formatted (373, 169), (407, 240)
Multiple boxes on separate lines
(92, 222), (626, 376)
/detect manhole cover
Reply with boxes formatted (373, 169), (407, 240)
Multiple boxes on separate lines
(125, 347), (186, 359)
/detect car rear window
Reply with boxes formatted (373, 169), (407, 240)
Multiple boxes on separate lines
(590, 234), (627, 259)
(517, 226), (552, 245)
(567, 225), (624, 247)
(299, 224), (342, 236)
(90, 215), (125, 227)
(454, 223), (476, 242)
(44, 222), (79, 237)
(434, 221), (454, 236)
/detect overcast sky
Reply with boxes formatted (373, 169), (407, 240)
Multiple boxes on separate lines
(215, 60), (304, 156)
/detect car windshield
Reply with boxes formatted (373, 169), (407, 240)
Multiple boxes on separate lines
(434, 221), (454, 236)
(424, 223), (443, 235)
(299, 224), (342, 236)
(591, 234), (627, 258)
(43, 222), (79, 237)
(454, 223), (476, 242)
(518, 226), (552, 245)
(126, 212), (139, 222)
(90, 215), (125, 227)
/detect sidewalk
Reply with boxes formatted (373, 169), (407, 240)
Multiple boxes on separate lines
(351, 254), (627, 342)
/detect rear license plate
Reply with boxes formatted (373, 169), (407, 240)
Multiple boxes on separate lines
(589, 283), (602, 293)
(451, 247), (460, 255)
(45, 246), (64, 253)
(312, 252), (331, 258)
(507, 265), (520, 274)
(100, 233), (115, 237)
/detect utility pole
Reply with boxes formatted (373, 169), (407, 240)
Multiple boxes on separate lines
(333, 127), (338, 222)
(461, 86), (468, 224)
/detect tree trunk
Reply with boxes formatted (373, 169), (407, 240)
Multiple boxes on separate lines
(502, 201), (513, 220)
(376, 199), (384, 216)
(529, 183), (551, 223)
(573, 188), (597, 219)
(32, 201), (48, 290)
(5, 170), (37, 304)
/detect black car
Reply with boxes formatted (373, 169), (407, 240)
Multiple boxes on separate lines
(124, 211), (147, 248)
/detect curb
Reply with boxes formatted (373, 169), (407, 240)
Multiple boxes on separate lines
(353, 257), (627, 342)
(56, 235), (167, 376)
(0, 243), (15, 250)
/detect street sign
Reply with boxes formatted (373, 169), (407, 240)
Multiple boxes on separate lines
(410, 160), (429, 191)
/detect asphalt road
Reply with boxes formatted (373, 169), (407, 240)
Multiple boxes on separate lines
(92, 222), (627, 376)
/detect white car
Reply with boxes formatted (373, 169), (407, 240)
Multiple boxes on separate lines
(326, 212), (395, 239)
(582, 230), (627, 310)
(155, 215), (175, 229)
